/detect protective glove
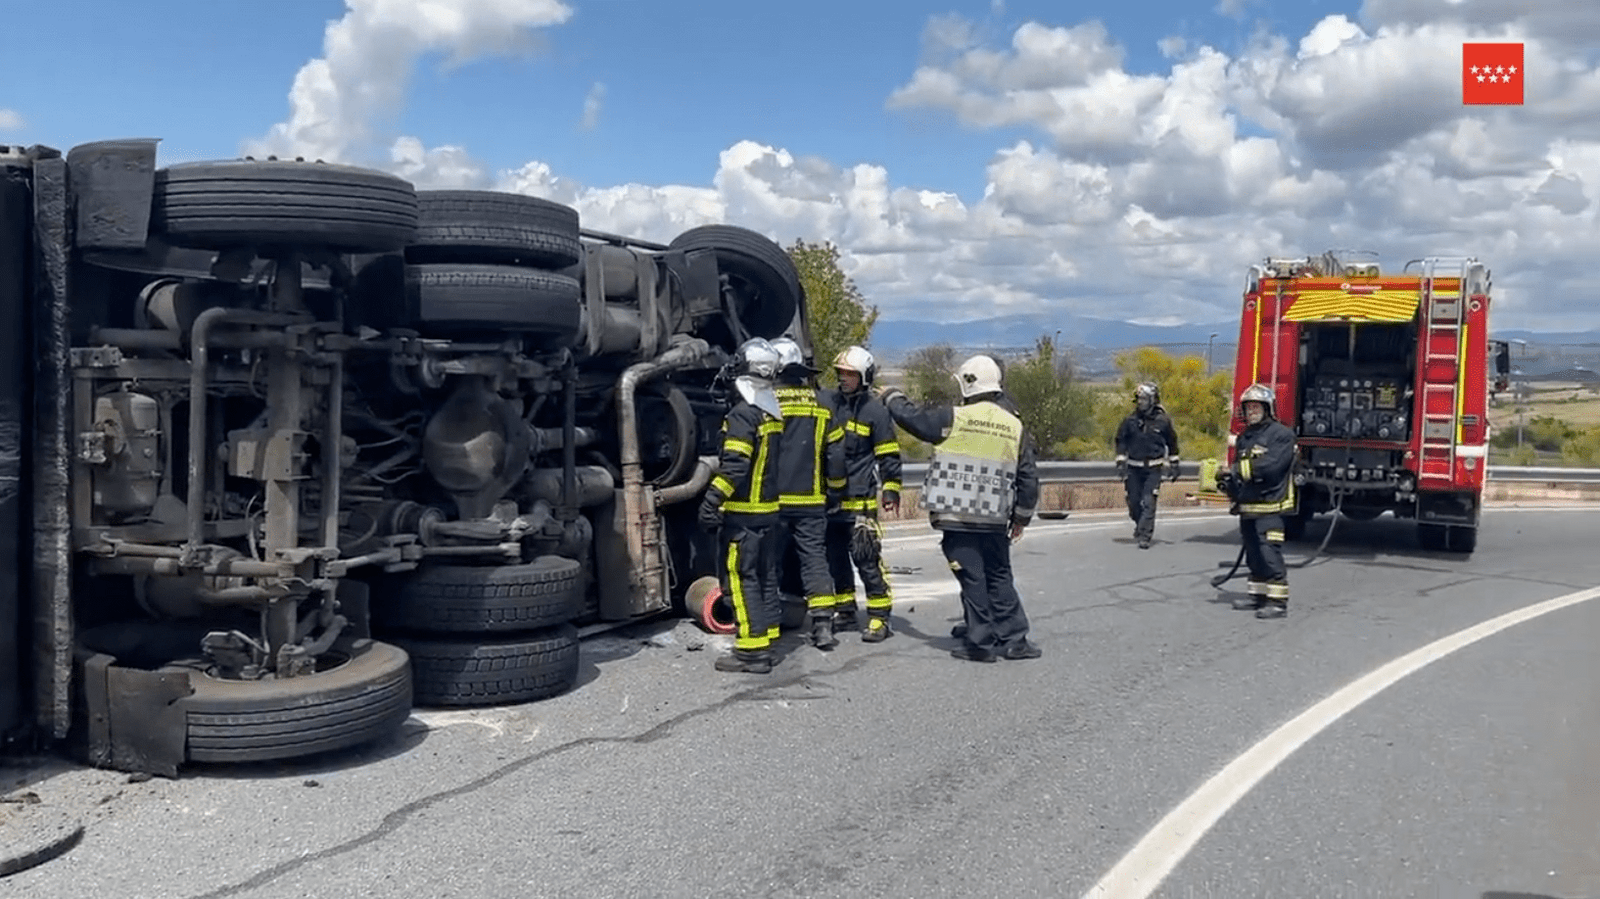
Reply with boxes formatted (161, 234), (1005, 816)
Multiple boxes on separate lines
(697, 497), (724, 533)
(849, 517), (882, 567)
(1166, 458), (1181, 482)
(880, 488), (900, 516)
(1115, 457), (1128, 480)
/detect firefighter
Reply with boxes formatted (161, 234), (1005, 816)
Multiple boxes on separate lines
(699, 338), (786, 673)
(878, 355), (1043, 662)
(768, 337), (848, 650)
(819, 345), (902, 643)
(1214, 382), (1297, 619)
(1114, 382), (1182, 549)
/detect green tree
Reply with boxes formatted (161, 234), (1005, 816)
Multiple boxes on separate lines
(787, 239), (877, 382)
(901, 343), (961, 407)
(1003, 335), (1099, 457)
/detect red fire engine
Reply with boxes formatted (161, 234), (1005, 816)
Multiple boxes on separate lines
(1219, 252), (1510, 554)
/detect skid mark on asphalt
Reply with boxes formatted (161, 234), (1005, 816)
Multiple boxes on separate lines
(1083, 583), (1600, 899)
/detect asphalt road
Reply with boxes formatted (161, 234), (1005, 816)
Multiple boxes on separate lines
(6, 503), (1600, 899)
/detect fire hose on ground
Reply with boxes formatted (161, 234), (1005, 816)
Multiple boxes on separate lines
(1210, 488), (1347, 588)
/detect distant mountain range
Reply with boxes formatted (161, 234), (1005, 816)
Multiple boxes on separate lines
(865, 312), (1600, 363)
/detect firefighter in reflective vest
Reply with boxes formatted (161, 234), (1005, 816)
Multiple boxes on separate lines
(819, 345), (902, 643)
(1214, 382), (1297, 620)
(878, 355), (1043, 662)
(769, 338), (848, 650)
(1114, 381), (1181, 549)
(699, 338), (786, 673)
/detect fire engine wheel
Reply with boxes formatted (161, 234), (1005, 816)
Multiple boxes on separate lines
(152, 159), (419, 253)
(380, 556), (585, 633)
(405, 262), (582, 343)
(179, 639), (414, 764)
(668, 225), (802, 341)
(406, 190), (582, 269)
(388, 625), (580, 708)
(1446, 524), (1477, 554)
(1417, 522), (1449, 552)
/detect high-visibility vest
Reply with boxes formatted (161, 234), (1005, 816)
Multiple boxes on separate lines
(922, 401), (1023, 527)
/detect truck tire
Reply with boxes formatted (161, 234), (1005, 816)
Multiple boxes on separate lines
(390, 625), (580, 707)
(181, 639), (414, 764)
(407, 191), (582, 269)
(405, 263), (581, 343)
(381, 557), (584, 633)
(152, 159), (418, 253)
(1417, 522), (1448, 552)
(668, 225), (802, 340)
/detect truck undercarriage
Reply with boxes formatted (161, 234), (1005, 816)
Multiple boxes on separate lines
(3, 139), (809, 773)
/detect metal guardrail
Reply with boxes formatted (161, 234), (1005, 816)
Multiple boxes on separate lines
(897, 461), (1600, 486)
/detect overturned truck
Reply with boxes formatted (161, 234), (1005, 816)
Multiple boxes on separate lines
(0, 139), (808, 774)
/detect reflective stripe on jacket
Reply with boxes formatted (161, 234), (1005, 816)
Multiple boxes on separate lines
(708, 402), (784, 523)
(819, 387), (903, 513)
(1232, 418), (1296, 517)
(774, 384), (845, 510)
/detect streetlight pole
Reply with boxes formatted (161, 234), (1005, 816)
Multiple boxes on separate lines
(1206, 332), (1218, 376)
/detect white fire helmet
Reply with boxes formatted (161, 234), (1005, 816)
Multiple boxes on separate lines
(732, 338), (782, 419)
(832, 345), (877, 389)
(954, 355), (1004, 399)
(1238, 382), (1275, 424)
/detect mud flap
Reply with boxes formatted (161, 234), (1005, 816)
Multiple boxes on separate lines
(74, 650), (191, 778)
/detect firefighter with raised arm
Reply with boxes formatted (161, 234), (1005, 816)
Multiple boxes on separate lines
(699, 338), (786, 673)
(1114, 382), (1182, 549)
(1214, 383), (1297, 619)
(819, 346), (902, 643)
(878, 355), (1043, 662)
(768, 338), (849, 651)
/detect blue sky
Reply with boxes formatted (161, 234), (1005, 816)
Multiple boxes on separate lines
(3, 1), (1597, 331)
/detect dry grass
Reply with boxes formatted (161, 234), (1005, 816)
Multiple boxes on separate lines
(1489, 382), (1600, 429)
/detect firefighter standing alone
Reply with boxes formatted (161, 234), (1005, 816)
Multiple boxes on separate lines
(769, 338), (848, 650)
(819, 346), (902, 643)
(1114, 382), (1181, 549)
(1215, 382), (1297, 620)
(699, 338), (787, 673)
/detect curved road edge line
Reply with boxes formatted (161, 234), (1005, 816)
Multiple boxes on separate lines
(1082, 582), (1600, 899)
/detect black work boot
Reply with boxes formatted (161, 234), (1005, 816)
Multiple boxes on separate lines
(1255, 601), (1287, 620)
(861, 615), (893, 643)
(833, 604), (859, 631)
(1232, 594), (1264, 611)
(715, 649), (773, 673)
(811, 616), (839, 650)
(1002, 640), (1042, 660)
(1137, 535), (1152, 549)
(950, 622), (968, 639)
(949, 644), (998, 663)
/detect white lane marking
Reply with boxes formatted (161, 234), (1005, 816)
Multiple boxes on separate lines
(1082, 583), (1600, 899)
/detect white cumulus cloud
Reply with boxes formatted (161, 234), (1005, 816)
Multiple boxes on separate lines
(237, 2), (1600, 333)
(244, 0), (573, 177)
(0, 109), (23, 131)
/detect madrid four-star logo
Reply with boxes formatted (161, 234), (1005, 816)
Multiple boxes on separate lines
(1462, 42), (1524, 105)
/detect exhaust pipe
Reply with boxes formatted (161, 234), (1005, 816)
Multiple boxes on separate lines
(616, 337), (713, 608)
